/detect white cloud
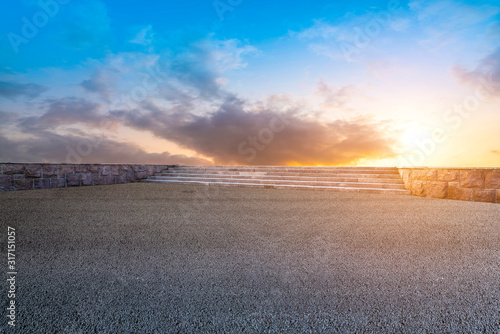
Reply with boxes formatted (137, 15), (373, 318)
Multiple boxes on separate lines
(409, 0), (499, 26)
(290, 4), (405, 62)
(295, 20), (340, 40)
(210, 39), (259, 72)
(409, 0), (500, 52)
(129, 25), (154, 45)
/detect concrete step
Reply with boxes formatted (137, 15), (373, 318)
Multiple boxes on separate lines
(153, 173), (404, 184)
(159, 170), (402, 179)
(165, 167), (399, 174)
(142, 178), (411, 195)
(148, 176), (406, 189)
(144, 165), (408, 195)
(177, 165), (398, 171)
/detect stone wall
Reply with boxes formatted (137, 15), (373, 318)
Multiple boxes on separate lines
(0, 163), (174, 191)
(398, 168), (500, 204)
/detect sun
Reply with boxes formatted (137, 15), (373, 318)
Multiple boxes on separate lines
(400, 126), (430, 149)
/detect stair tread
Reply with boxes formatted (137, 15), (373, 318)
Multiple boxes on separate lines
(177, 165), (397, 170)
(143, 166), (409, 195)
(148, 176), (404, 188)
(161, 171), (401, 178)
(154, 173), (403, 183)
(167, 169), (398, 174)
(143, 179), (410, 194)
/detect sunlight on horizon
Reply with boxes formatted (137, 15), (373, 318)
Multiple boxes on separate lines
(0, 0), (499, 167)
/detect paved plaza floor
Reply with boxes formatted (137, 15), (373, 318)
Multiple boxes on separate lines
(1, 183), (499, 333)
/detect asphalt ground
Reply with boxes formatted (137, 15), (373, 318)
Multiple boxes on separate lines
(0, 183), (499, 333)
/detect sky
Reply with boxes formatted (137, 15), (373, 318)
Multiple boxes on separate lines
(0, 0), (499, 166)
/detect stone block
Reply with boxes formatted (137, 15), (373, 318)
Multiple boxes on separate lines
(25, 165), (42, 178)
(399, 169), (411, 189)
(67, 174), (80, 186)
(80, 173), (93, 186)
(447, 185), (471, 201)
(132, 165), (146, 173)
(424, 169), (438, 181)
(409, 169), (423, 180)
(426, 181), (447, 199)
(460, 170), (484, 188)
(3, 164), (24, 175)
(485, 170), (500, 189)
(109, 165), (120, 176)
(13, 174), (25, 180)
(134, 171), (148, 179)
(411, 169), (437, 181)
(59, 165), (75, 175)
(128, 171), (137, 181)
(99, 165), (111, 176)
(471, 189), (496, 203)
(147, 165), (156, 176)
(50, 178), (66, 188)
(34, 178), (51, 190)
(154, 165), (165, 174)
(119, 164), (132, 172)
(411, 180), (426, 197)
(128, 171), (138, 181)
(437, 170), (459, 182)
(117, 174), (127, 184)
(74, 164), (90, 173)
(497, 190), (500, 204)
(42, 165), (59, 178)
(94, 176), (116, 185)
(88, 165), (101, 173)
(14, 179), (33, 190)
(0, 175), (14, 191)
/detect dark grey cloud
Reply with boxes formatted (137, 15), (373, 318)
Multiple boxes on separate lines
(0, 81), (48, 100)
(113, 96), (397, 165)
(0, 131), (211, 165)
(1, 95), (211, 164)
(81, 77), (106, 93)
(80, 72), (113, 99)
(18, 97), (110, 131)
(1, 36), (396, 166)
(0, 110), (18, 123)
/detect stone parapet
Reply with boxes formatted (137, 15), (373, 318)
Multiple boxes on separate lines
(0, 163), (175, 191)
(398, 167), (500, 204)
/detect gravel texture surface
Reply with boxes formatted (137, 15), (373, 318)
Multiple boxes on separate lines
(1, 183), (499, 333)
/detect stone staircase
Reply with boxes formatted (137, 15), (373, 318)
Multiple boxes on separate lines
(143, 165), (410, 195)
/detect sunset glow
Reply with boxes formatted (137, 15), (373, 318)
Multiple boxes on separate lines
(0, 0), (499, 167)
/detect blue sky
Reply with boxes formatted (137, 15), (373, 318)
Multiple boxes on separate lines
(1, 0), (499, 166)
